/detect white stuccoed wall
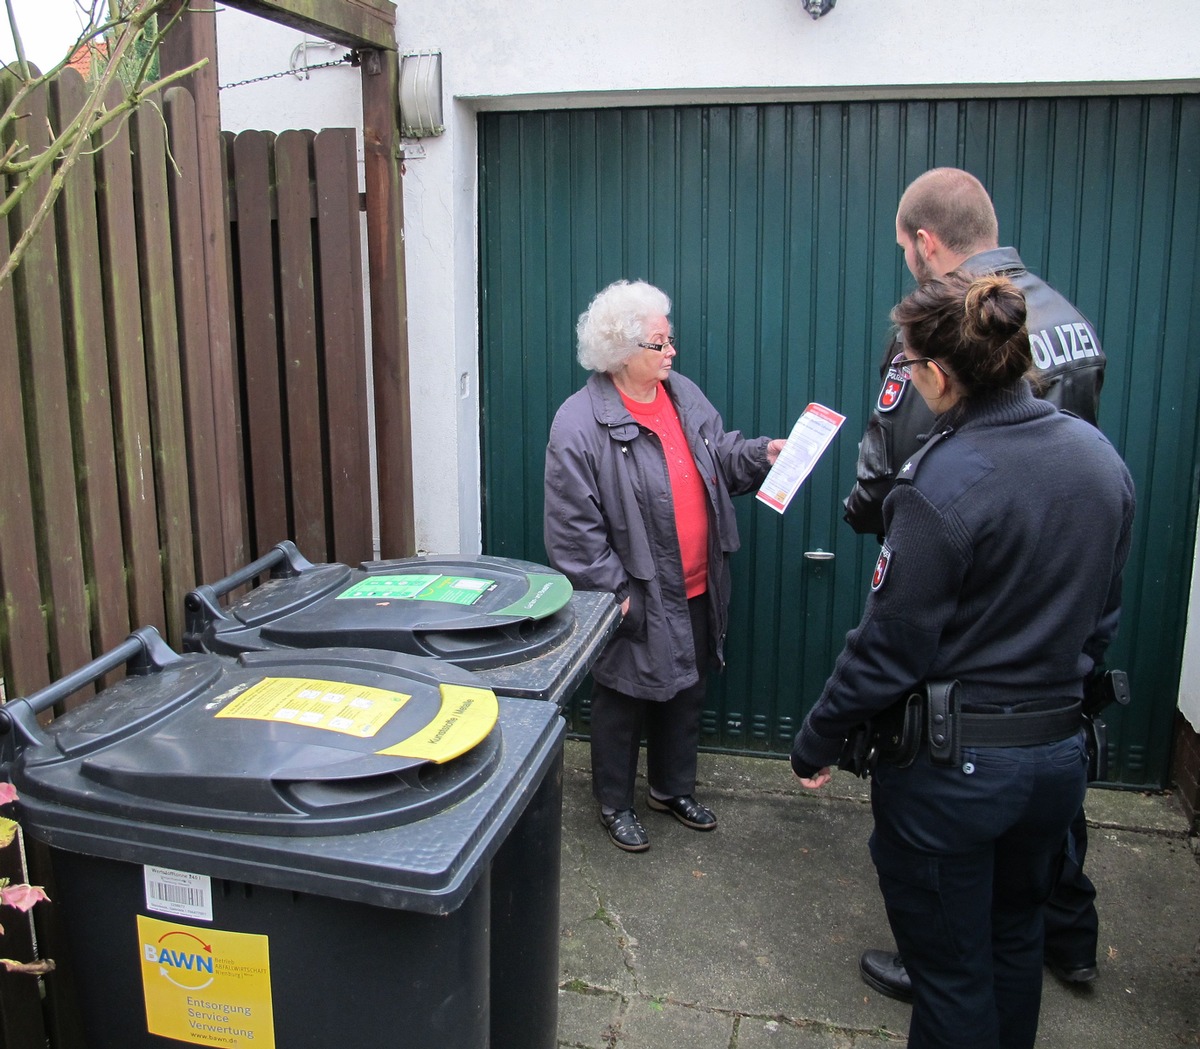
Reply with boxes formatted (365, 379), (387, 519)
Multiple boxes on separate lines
(216, 0), (1200, 728)
(1181, 543), (1200, 731)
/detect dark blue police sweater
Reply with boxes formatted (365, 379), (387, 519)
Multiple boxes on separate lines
(792, 380), (1135, 779)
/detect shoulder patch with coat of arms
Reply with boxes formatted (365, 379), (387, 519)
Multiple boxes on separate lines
(877, 359), (909, 413)
(871, 543), (893, 592)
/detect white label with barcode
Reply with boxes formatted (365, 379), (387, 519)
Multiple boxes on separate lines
(143, 865), (213, 921)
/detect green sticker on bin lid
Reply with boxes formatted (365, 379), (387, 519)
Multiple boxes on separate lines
(337, 574), (496, 606)
(335, 571), (572, 620)
(489, 572), (573, 620)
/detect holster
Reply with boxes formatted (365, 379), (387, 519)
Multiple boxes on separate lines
(1083, 669), (1131, 718)
(1084, 715), (1108, 782)
(836, 690), (925, 779)
(1081, 669), (1130, 782)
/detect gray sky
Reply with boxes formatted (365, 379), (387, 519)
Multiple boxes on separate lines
(2, 0), (105, 68)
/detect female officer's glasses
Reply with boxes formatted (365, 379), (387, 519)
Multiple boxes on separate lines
(891, 350), (942, 374)
(638, 335), (676, 352)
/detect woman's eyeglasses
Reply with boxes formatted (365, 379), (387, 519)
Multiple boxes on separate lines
(891, 351), (940, 373)
(638, 335), (676, 352)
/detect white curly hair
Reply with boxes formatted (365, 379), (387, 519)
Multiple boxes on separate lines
(576, 279), (671, 373)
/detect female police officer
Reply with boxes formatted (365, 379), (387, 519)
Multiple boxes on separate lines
(790, 272), (1134, 1049)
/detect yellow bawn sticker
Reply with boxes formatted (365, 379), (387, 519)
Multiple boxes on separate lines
(138, 915), (274, 1048)
(374, 684), (498, 763)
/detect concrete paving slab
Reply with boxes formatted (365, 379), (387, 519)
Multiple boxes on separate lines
(619, 997), (735, 1049)
(556, 740), (1200, 1048)
(1033, 824), (1200, 1046)
(735, 1017), (858, 1048)
(555, 987), (624, 1049)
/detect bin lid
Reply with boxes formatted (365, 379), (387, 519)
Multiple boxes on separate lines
(187, 554), (572, 664)
(12, 648), (507, 836)
(7, 642), (565, 912)
(185, 553), (620, 704)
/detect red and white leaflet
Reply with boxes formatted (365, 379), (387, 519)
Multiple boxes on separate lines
(755, 403), (846, 513)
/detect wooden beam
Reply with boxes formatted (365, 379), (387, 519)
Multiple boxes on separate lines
(361, 48), (415, 556)
(160, 2), (249, 576)
(219, 0), (396, 50)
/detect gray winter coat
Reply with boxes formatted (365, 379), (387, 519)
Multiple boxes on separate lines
(544, 370), (771, 700)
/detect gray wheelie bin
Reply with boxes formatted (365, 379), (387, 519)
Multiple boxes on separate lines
(180, 543), (621, 1048)
(182, 541), (619, 707)
(0, 629), (564, 1049)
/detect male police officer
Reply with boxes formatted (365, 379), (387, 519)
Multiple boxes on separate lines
(845, 167), (1106, 1001)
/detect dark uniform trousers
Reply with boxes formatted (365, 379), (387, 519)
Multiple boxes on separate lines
(590, 596), (709, 810)
(869, 733), (1089, 1049)
(1043, 806), (1098, 964)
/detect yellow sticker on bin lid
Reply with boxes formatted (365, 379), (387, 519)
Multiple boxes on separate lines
(374, 684), (498, 763)
(214, 677), (409, 738)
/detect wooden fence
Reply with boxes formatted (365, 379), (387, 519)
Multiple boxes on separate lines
(0, 68), (374, 1046)
(2, 71), (220, 703)
(225, 126), (373, 567)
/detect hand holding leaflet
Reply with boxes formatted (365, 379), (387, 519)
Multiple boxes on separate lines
(756, 403), (846, 513)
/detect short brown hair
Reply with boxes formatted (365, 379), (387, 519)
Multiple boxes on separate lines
(896, 168), (999, 255)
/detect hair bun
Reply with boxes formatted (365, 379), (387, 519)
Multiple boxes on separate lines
(961, 274), (1026, 346)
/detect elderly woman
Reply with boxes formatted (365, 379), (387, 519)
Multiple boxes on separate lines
(792, 272), (1134, 1049)
(544, 279), (784, 852)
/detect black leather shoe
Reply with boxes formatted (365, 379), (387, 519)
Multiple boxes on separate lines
(599, 809), (649, 852)
(859, 949), (913, 1004)
(646, 794), (717, 830)
(1047, 959), (1098, 984)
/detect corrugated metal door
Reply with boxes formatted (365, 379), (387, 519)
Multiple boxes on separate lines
(478, 96), (1200, 789)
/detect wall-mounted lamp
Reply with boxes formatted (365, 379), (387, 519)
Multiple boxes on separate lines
(804, 0), (837, 18)
(399, 50), (444, 137)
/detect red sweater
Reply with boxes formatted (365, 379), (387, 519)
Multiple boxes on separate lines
(620, 385), (709, 597)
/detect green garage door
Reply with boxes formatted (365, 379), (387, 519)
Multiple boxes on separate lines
(479, 96), (1200, 789)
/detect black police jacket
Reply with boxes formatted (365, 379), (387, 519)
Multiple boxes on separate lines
(843, 247), (1106, 538)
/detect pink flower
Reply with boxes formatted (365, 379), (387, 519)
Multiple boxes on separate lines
(0, 885), (49, 912)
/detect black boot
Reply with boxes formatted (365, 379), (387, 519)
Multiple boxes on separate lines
(859, 949), (913, 1004)
(1046, 957), (1098, 984)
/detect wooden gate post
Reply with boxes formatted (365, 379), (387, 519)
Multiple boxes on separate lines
(362, 47), (416, 557)
(159, 0), (248, 577)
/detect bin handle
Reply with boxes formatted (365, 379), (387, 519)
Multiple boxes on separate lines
(0, 626), (182, 760)
(183, 541), (315, 630)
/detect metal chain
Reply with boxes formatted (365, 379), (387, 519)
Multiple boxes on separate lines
(219, 53), (357, 92)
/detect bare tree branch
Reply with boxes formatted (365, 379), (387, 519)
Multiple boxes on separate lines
(0, 0), (205, 288)
(0, 0), (152, 135)
(3, 0), (31, 81)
